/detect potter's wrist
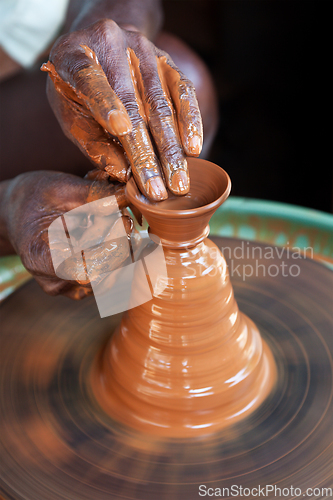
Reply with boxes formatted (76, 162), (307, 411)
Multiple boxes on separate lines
(68, 0), (163, 40)
(118, 24), (141, 34)
(0, 180), (16, 255)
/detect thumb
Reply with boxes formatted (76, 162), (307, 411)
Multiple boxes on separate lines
(48, 172), (127, 216)
(85, 173), (128, 215)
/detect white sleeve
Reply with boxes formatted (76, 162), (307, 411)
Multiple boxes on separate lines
(0, 0), (69, 68)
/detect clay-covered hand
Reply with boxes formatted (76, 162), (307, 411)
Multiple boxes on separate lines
(41, 19), (203, 201)
(1, 171), (130, 299)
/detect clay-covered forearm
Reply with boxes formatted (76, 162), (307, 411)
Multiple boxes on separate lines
(66, 0), (163, 40)
(0, 180), (16, 255)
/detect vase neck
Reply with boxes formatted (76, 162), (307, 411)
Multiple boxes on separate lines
(126, 158), (232, 250)
(148, 224), (210, 249)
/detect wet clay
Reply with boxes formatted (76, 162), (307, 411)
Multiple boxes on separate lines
(42, 36), (203, 200)
(41, 57), (131, 184)
(91, 158), (276, 437)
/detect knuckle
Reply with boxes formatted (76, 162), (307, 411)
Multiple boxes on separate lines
(34, 274), (72, 296)
(179, 78), (196, 98)
(118, 90), (137, 108)
(92, 19), (119, 36)
(131, 31), (151, 51)
(181, 74), (195, 89)
(21, 243), (43, 274)
(147, 91), (172, 115)
(50, 32), (69, 50)
(117, 91), (143, 122)
(50, 30), (88, 60)
(43, 284), (62, 296)
(161, 141), (182, 160)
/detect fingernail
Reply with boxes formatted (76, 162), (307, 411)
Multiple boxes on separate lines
(171, 170), (190, 194)
(188, 135), (202, 156)
(108, 111), (132, 136)
(146, 177), (168, 201)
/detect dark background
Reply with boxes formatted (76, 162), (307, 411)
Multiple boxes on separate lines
(1, 0), (332, 213)
(163, 0), (333, 212)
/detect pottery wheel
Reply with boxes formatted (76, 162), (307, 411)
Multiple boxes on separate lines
(0, 237), (332, 500)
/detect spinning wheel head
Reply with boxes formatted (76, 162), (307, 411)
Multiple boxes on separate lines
(0, 238), (332, 499)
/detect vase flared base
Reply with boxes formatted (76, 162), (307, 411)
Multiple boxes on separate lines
(91, 314), (276, 438)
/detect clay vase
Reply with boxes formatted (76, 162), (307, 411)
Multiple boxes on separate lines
(92, 158), (276, 437)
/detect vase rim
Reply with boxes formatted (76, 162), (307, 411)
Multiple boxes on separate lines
(126, 158), (232, 218)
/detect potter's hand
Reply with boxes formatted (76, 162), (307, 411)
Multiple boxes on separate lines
(41, 19), (203, 201)
(0, 171), (130, 299)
